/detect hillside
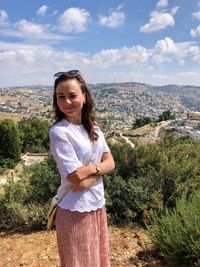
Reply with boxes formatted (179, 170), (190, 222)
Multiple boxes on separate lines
(151, 84), (200, 112)
(1, 82), (200, 130)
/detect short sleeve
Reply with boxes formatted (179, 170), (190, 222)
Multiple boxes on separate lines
(101, 134), (110, 153)
(49, 127), (82, 177)
(98, 128), (110, 153)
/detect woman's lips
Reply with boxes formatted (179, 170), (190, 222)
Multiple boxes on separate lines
(65, 107), (75, 113)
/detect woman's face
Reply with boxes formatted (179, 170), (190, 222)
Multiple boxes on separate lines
(56, 79), (85, 124)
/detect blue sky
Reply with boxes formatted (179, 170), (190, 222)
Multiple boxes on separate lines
(0, 0), (200, 86)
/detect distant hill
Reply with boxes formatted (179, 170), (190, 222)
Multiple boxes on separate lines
(2, 82), (200, 128)
(150, 84), (200, 111)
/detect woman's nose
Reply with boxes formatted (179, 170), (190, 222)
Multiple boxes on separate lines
(66, 98), (72, 104)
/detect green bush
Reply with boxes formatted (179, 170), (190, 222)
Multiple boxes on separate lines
(0, 199), (29, 229)
(0, 119), (22, 163)
(104, 173), (156, 225)
(0, 155), (59, 230)
(105, 136), (200, 226)
(148, 190), (200, 265)
(0, 158), (16, 168)
(0, 158), (16, 173)
(25, 155), (60, 204)
(18, 118), (50, 153)
(0, 134), (200, 233)
(0, 198), (48, 230)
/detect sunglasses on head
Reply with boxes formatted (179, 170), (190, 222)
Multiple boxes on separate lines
(54, 70), (80, 79)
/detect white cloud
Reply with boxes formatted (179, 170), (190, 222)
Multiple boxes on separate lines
(116, 4), (123, 11)
(52, 10), (58, 16)
(91, 71), (146, 84)
(178, 59), (185, 66)
(119, 46), (149, 65)
(0, 10), (8, 24)
(0, 42), (53, 70)
(152, 37), (178, 64)
(156, 0), (168, 8)
(99, 11), (125, 28)
(0, 41), (50, 51)
(187, 46), (200, 62)
(187, 46), (200, 56)
(152, 37), (200, 65)
(152, 74), (168, 80)
(151, 71), (200, 86)
(0, 42), (150, 78)
(140, 11), (175, 33)
(0, 19), (69, 42)
(171, 7), (179, 15)
(176, 71), (200, 79)
(154, 37), (177, 54)
(0, 37), (200, 86)
(192, 11), (200, 20)
(0, 38), (198, 71)
(190, 25), (200, 37)
(15, 19), (44, 35)
(91, 46), (148, 67)
(57, 7), (90, 33)
(152, 54), (172, 64)
(36, 5), (49, 17)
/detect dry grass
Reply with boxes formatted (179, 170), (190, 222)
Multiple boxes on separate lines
(0, 112), (25, 122)
(128, 124), (154, 136)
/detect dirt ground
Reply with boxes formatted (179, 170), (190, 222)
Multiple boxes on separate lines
(0, 226), (168, 267)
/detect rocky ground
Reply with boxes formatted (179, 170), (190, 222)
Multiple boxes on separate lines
(0, 226), (168, 267)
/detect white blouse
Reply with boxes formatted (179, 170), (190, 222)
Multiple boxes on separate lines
(49, 119), (110, 212)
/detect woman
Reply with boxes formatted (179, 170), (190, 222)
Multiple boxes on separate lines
(49, 70), (115, 267)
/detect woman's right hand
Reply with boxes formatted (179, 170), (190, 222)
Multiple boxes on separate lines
(72, 176), (98, 191)
(67, 164), (97, 191)
(67, 165), (96, 183)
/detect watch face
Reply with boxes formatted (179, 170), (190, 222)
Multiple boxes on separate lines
(96, 165), (100, 172)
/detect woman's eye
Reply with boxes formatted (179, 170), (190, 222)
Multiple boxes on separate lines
(69, 95), (76, 99)
(57, 94), (76, 100)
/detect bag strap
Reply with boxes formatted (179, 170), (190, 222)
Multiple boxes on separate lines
(57, 183), (73, 203)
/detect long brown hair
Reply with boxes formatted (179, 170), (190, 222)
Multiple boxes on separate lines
(53, 73), (98, 141)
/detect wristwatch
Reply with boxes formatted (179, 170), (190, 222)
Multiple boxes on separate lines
(95, 164), (100, 174)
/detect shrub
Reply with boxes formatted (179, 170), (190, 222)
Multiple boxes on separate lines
(1, 135), (200, 231)
(18, 118), (50, 153)
(148, 190), (200, 265)
(0, 119), (22, 162)
(0, 155), (59, 230)
(105, 136), (200, 226)
(0, 200), (29, 229)
(0, 198), (48, 230)
(104, 173), (157, 225)
(25, 155), (60, 204)
(0, 158), (16, 173)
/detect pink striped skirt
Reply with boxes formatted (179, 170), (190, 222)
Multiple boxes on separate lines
(56, 205), (110, 267)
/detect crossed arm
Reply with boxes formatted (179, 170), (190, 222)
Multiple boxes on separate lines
(67, 151), (115, 191)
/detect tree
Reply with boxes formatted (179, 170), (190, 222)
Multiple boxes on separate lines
(157, 110), (175, 122)
(0, 119), (22, 162)
(19, 118), (51, 153)
(133, 116), (151, 129)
